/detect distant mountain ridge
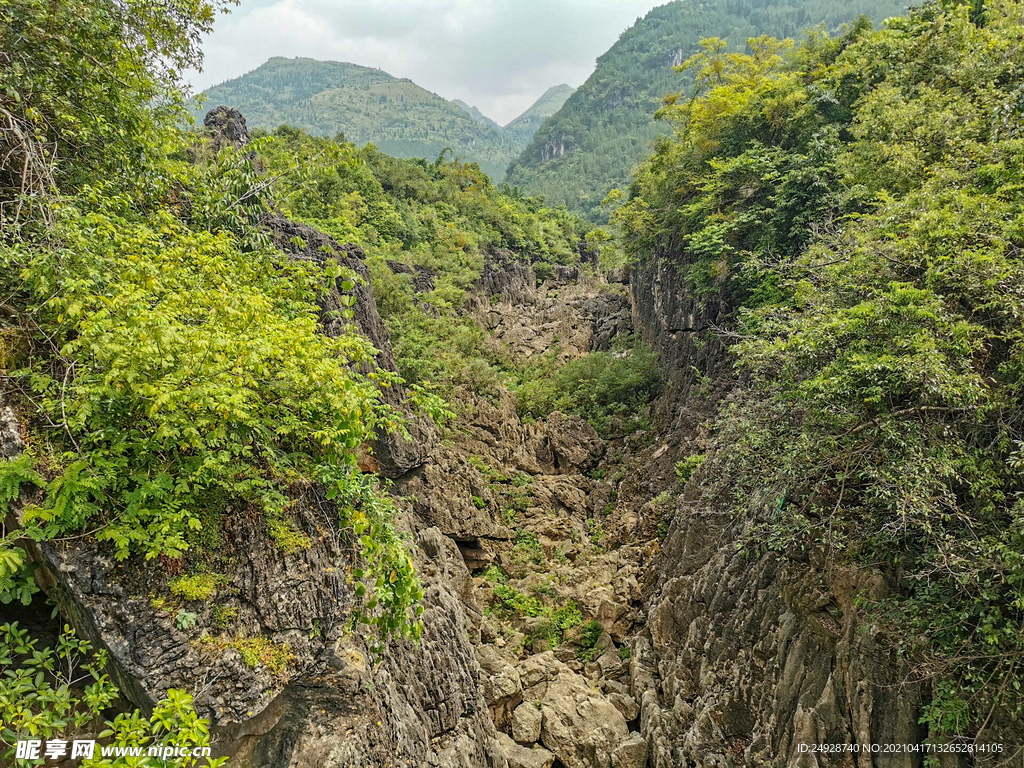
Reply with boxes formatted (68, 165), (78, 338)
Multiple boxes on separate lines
(505, 0), (908, 220)
(504, 84), (575, 144)
(451, 99), (502, 131)
(196, 58), (569, 181)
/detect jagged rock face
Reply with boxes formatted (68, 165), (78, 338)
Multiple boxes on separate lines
(470, 250), (631, 361)
(246, 528), (505, 768)
(626, 251), (962, 765)
(204, 106), (251, 152)
(386, 260), (436, 293)
(638, 510), (926, 766)
(0, 404), (22, 459)
(266, 217), (434, 478)
(22, 453), (505, 767)
(629, 251), (731, 379)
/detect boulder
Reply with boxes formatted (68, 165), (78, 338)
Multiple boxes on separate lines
(497, 732), (556, 768)
(477, 645), (523, 728)
(611, 733), (647, 768)
(517, 652), (629, 768)
(512, 701), (543, 744)
(608, 693), (640, 722)
(545, 411), (604, 472)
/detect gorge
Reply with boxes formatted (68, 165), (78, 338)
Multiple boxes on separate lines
(2, 0), (1024, 766)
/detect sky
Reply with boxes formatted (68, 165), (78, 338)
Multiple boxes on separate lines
(187, 0), (666, 125)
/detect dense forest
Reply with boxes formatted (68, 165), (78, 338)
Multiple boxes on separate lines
(197, 58), (565, 181)
(506, 0), (908, 220)
(615, 0), (1024, 737)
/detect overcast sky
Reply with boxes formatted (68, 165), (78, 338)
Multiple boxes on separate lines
(187, 0), (665, 125)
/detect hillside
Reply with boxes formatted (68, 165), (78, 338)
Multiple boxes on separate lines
(505, 0), (908, 220)
(451, 99), (502, 130)
(503, 83), (576, 145)
(196, 57), (523, 180)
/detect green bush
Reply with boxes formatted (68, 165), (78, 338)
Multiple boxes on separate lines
(674, 454), (706, 485)
(0, 623), (223, 767)
(0, 0), (427, 652)
(515, 339), (661, 437)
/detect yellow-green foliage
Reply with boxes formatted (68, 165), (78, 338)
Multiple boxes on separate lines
(2, 200), (390, 561)
(0, 623), (223, 767)
(620, 0), (1024, 738)
(0, 0), (425, 652)
(212, 605), (238, 628)
(169, 573), (223, 602)
(267, 515), (313, 554)
(256, 127), (589, 396)
(202, 635), (294, 678)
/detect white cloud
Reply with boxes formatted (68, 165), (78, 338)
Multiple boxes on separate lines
(187, 0), (662, 124)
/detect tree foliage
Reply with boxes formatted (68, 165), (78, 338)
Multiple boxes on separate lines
(0, 0), (231, 223)
(252, 126), (589, 396)
(0, 622), (223, 766)
(619, 0), (1024, 739)
(0, 0), (426, 660)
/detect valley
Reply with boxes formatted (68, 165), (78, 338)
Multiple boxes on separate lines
(2, 0), (1024, 766)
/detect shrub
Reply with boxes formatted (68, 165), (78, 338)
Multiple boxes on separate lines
(674, 454), (706, 485)
(0, 623), (222, 767)
(515, 339), (661, 437)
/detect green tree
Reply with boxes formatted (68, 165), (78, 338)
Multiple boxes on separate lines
(620, 0), (1024, 740)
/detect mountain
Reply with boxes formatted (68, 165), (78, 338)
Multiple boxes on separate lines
(503, 84), (575, 145)
(451, 99), (502, 130)
(195, 57), (522, 180)
(505, 0), (908, 220)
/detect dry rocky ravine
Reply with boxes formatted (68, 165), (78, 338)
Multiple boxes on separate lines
(5, 110), (1006, 768)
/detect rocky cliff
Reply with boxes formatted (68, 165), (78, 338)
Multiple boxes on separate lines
(4, 110), (1007, 768)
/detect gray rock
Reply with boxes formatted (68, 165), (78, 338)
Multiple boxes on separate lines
(478, 645), (523, 729)
(511, 701), (543, 744)
(611, 733), (647, 768)
(497, 732), (555, 768)
(608, 693), (639, 722)
(203, 105), (250, 151)
(515, 653), (628, 768)
(0, 406), (22, 459)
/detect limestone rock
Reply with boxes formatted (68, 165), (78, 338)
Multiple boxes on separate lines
(497, 733), (555, 768)
(511, 702), (543, 744)
(544, 411), (604, 472)
(478, 645), (523, 729)
(516, 653), (629, 768)
(203, 105), (250, 151)
(611, 733), (647, 768)
(0, 406), (22, 459)
(608, 693), (639, 722)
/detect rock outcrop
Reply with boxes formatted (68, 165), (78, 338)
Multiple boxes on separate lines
(5, 106), (988, 768)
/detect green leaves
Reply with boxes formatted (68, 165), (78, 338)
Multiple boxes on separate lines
(514, 338), (662, 438)
(2, 199), (394, 562)
(625, 0), (1024, 740)
(0, 623), (223, 766)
